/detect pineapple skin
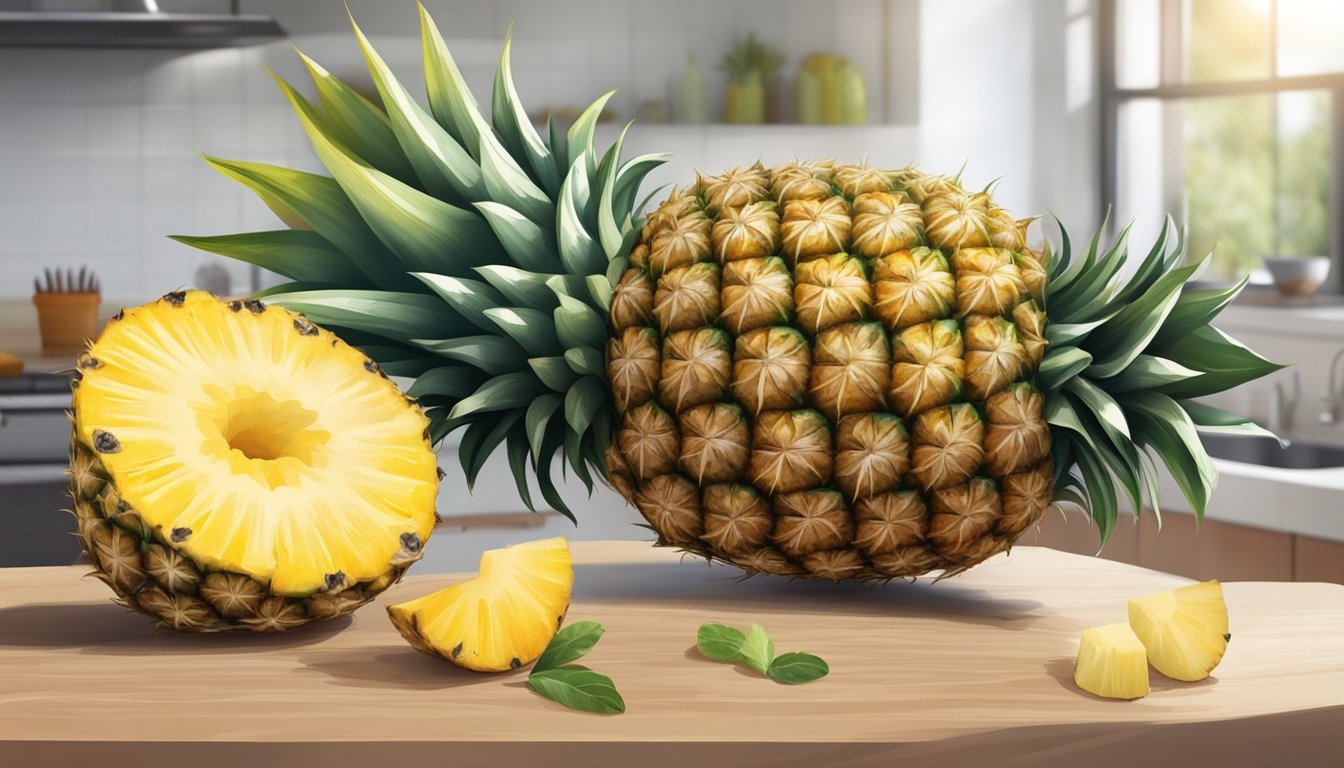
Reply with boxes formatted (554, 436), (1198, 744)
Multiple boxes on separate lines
(1074, 623), (1151, 700)
(67, 292), (438, 632)
(607, 163), (1053, 580)
(1128, 580), (1230, 681)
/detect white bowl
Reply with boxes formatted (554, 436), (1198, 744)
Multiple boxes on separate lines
(1264, 256), (1331, 298)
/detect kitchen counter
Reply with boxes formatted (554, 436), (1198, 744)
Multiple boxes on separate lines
(0, 299), (128, 374)
(0, 542), (1340, 768)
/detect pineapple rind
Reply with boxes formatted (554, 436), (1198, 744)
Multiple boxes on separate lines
(1128, 580), (1229, 682)
(387, 537), (573, 672)
(1074, 622), (1150, 700)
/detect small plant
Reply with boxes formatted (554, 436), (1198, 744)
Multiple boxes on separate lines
(34, 267), (98, 294)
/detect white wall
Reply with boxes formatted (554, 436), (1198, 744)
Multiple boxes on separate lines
(919, 0), (1101, 241)
(0, 0), (912, 302)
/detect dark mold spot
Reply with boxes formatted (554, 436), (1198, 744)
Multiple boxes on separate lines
(92, 430), (121, 454)
(451, 642), (463, 658)
(509, 657), (521, 670)
(170, 527), (192, 543)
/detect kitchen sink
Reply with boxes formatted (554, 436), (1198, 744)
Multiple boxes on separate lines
(1201, 433), (1344, 470)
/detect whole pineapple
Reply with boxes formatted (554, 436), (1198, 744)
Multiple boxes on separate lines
(179, 5), (1280, 582)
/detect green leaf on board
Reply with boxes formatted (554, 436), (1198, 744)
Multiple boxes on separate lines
(696, 623), (747, 662)
(738, 623), (775, 675)
(533, 621), (605, 673)
(527, 667), (625, 714)
(766, 653), (830, 684)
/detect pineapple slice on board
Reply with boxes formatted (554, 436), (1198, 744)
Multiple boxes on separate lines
(70, 291), (439, 631)
(1129, 580), (1230, 682)
(388, 537), (573, 672)
(1074, 623), (1151, 700)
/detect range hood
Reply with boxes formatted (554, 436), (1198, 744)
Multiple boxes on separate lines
(0, 1), (286, 49)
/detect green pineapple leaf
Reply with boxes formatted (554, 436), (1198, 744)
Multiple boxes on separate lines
(1122, 391), (1218, 519)
(492, 26), (561, 195)
(473, 202), (563, 273)
(202, 156), (409, 290)
(296, 48), (417, 186)
(449, 372), (548, 420)
(168, 230), (365, 285)
(417, 2), (488, 158)
(351, 19), (484, 203)
(1101, 355), (1202, 393)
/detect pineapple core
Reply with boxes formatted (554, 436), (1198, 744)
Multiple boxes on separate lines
(1074, 623), (1150, 700)
(1128, 580), (1230, 682)
(387, 536), (573, 672)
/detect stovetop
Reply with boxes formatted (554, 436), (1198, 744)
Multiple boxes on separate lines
(0, 372), (72, 395)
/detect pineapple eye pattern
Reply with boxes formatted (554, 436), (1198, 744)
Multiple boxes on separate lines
(615, 164), (1059, 579)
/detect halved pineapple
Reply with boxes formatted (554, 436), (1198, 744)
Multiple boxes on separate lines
(387, 536), (573, 672)
(1074, 623), (1150, 700)
(1128, 580), (1230, 681)
(70, 290), (439, 631)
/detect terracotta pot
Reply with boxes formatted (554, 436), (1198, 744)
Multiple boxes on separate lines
(33, 292), (101, 358)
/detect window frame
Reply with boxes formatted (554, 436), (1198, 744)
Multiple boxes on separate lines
(1099, 0), (1344, 292)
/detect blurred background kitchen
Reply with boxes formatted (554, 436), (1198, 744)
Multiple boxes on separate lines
(1, 0), (1341, 583)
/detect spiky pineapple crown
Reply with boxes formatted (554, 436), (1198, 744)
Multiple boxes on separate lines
(176, 4), (1280, 542)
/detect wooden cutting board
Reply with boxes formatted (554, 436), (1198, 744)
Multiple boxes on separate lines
(0, 542), (1340, 768)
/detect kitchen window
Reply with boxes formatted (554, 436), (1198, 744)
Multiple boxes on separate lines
(1099, 0), (1344, 290)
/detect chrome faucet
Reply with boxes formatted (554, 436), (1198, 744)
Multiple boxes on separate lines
(1322, 346), (1344, 425)
(1269, 369), (1299, 436)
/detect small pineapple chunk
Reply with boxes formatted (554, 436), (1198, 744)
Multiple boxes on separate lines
(1074, 623), (1151, 700)
(1128, 580), (1230, 682)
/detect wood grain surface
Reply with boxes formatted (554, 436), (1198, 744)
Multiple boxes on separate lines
(1, 541), (1341, 768)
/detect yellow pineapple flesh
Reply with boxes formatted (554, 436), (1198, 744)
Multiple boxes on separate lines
(1128, 580), (1230, 681)
(1074, 622), (1150, 700)
(387, 536), (573, 672)
(70, 291), (439, 631)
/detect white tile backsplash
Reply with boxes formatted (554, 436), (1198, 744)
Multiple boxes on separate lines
(0, 0), (926, 302)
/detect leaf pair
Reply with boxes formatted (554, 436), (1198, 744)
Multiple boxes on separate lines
(527, 621), (625, 714)
(697, 623), (829, 684)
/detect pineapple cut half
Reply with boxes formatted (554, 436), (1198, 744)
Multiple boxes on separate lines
(70, 290), (439, 631)
(1074, 622), (1151, 700)
(1128, 580), (1230, 681)
(387, 536), (573, 672)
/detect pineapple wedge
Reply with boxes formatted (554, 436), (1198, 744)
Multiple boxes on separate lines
(387, 537), (573, 672)
(1128, 580), (1230, 682)
(1074, 623), (1151, 700)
